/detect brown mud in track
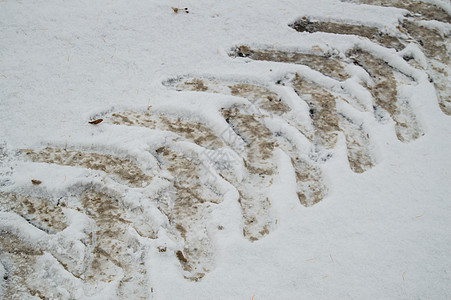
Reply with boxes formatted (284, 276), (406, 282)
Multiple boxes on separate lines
(108, 111), (224, 150)
(230, 45), (423, 143)
(221, 106), (275, 241)
(0, 232), (44, 300)
(0, 193), (67, 233)
(107, 109), (275, 242)
(342, 0), (451, 23)
(400, 20), (451, 114)
(154, 146), (221, 280)
(340, 0), (451, 114)
(230, 46), (349, 80)
(166, 77), (332, 207)
(288, 73), (375, 172)
(169, 77), (291, 116)
(26, 142), (223, 282)
(27, 148), (153, 187)
(347, 48), (422, 142)
(80, 190), (151, 299)
(1, 188), (155, 299)
(290, 18), (405, 50)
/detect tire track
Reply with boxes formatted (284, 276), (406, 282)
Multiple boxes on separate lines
(1, 1), (449, 296)
(290, 4), (450, 114)
(165, 77), (328, 207)
(106, 110), (275, 242)
(153, 145), (222, 280)
(230, 45), (423, 142)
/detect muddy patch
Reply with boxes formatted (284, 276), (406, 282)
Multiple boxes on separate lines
(0, 189), (155, 299)
(221, 173), (273, 242)
(229, 83), (288, 115)
(400, 20), (451, 115)
(80, 190), (150, 298)
(287, 73), (375, 172)
(290, 74), (340, 149)
(401, 20), (449, 64)
(431, 67), (451, 115)
(219, 107), (275, 241)
(27, 148), (152, 188)
(231, 46), (350, 80)
(292, 157), (327, 207)
(0, 231), (44, 300)
(154, 146), (220, 280)
(109, 108), (275, 245)
(347, 48), (422, 142)
(338, 115), (375, 173)
(167, 77), (290, 116)
(273, 133), (327, 206)
(288, 7), (450, 116)
(290, 18), (405, 50)
(343, 0), (451, 23)
(0, 193), (67, 234)
(108, 111), (224, 150)
(222, 107), (275, 168)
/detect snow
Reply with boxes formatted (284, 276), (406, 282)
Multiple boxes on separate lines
(1, 0), (450, 299)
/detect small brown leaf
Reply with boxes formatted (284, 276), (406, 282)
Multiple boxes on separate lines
(89, 119), (103, 125)
(31, 179), (42, 185)
(19, 149), (34, 153)
(172, 7), (179, 13)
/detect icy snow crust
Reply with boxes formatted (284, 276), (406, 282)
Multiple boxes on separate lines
(0, 0), (450, 299)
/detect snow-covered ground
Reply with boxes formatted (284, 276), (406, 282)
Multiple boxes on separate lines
(1, 0), (450, 299)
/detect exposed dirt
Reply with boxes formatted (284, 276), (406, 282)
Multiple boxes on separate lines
(272, 132), (328, 206)
(401, 20), (449, 65)
(27, 147), (152, 188)
(218, 167), (273, 242)
(0, 193), (67, 234)
(108, 109), (275, 243)
(431, 66), (451, 115)
(0, 231), (44, 300)
(229, 83), (289, 115)
(80, 190), (150, 299)
(288, 73), (375, 173)
(0, 187), (156, 299)
(220, 107), (275, 241)
(231, 46), (350, 80)
(168, 73), (376, 209)
(400, 20), (451, 115)
(171, 79), (280, 241)
(168, 76), (333, 207)
(347, 48), (422, 142)
(0, 191), (76, 299)
(291, 74), (340, 149)
(338, 115), (375, 173)
(222, 107), (275, 169)
(287, 6), (450, 116)
(180, 78), (209, 91)
(108, 111), (224, 149)
(343, 0), (451, 23)
(167, 76), (333, 208)
(290, 18), (405, 50)
(292, 158), (327, 207)
(167, 77), (290, 116)
(238, 189), (272, 241)
(155, 146), (220, 280)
